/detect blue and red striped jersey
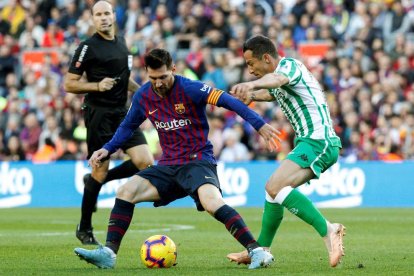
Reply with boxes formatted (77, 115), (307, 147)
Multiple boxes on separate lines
(103, 75), (266, 165)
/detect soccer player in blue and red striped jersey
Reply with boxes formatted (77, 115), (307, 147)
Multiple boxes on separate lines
(74, 48), (280, 269)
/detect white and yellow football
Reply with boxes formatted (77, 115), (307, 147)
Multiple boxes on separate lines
(140, 235), (177, 268)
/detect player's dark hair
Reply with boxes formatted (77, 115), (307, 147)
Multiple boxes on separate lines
(243, 35), (279, 59)
(144, 49), (173, 70)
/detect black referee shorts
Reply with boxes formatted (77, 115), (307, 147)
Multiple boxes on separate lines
(138, 160), (222, 211)
(83, 104), (147, 159)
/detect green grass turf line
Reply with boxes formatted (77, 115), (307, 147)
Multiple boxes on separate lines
(0, 208), (412, 275)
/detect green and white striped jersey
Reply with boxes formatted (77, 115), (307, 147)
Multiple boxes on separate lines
(268, 57), (341, 147)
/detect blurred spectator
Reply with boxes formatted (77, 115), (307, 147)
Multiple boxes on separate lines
(185, 37), (206, 78)
(2, 134), (26, 161)
(0, 45), (17, 97)
(219, 128), (251, 162)
(293, 13), (311, 45)
(32, 137), (57, 163)
(0, 17), (11, 36)
(57, 136), (78, 160)
(344, 1), (367, 41)
(19, 112), (41, 159)
(175, 59), (198, 80)
(58, 1), (80, 30)
(41, 19), (65, 47)
(208, 113), (225, 158)
(383, 0), (412, 53)
(0, 0), (26, 37)
(202, 53), (228, 90)
(203, 8), (231, 48)
(124, 0), (144, 39)
(38, 115), (61, 148)
(76, 9), (93, 39)
(17, 16), (45, 47)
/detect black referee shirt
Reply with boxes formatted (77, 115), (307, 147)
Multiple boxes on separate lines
(68, 33), (132, 107)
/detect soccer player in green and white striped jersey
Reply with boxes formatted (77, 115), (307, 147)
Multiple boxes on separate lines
(227, 35), (346, 268)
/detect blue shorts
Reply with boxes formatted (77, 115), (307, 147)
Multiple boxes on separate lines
(137, 160), (221, 211)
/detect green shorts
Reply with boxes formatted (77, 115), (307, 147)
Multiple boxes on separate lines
(286, 137), (340, 178)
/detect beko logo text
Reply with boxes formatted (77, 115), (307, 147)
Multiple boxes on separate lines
(0, 163), (33, 207)
(218, 163), (249, 207)
(299, 163), (365, 207)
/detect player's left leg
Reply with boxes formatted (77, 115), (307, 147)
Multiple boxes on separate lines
(75, 174), (161, 268)
(198, 184), (274, 269)
(104, 174), (160, 254)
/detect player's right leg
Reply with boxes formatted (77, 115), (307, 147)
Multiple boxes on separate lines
(198, 184), (274, 269)
(75, 175), (161, 268)
(323, 222), (346, 267)
(227, 194), (284, 264)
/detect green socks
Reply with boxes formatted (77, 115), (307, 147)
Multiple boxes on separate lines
(257, 200), (284, 247)
(256, 186), (328, 250)
(280, 187), (327, 237)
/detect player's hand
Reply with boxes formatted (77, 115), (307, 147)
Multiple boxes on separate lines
(88, 148), (109, 168)
(97, 77), (118, 92)
(230, 82), (255, 105)
(258, 124), (281, 152)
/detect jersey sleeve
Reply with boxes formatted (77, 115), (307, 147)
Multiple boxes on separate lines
(184, 79), (226, 106)
(68, 41), (92, 76)
(184, 78), (265, 130)
(215, 91), (265, 131)
(276, 58), (302, 86)
(103, 91), (146, 154)
(183, 79), (214, 104)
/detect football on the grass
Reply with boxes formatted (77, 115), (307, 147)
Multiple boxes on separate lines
(140, 235), (177, 268)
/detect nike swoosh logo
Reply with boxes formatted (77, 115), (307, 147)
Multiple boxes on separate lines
(148, 109), (158, 115)
(205, 176), (214, 179)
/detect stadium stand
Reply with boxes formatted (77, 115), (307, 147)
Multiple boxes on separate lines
(0, 0), (413, 162)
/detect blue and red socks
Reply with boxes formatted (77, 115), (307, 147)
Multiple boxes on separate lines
(214, 204), (259, 251)
(105, 198), (135, 253)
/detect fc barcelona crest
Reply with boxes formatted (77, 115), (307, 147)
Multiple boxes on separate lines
(175, 103), (185, 114)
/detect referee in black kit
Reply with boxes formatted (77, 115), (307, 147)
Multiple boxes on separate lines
(64, 0), (153, 245)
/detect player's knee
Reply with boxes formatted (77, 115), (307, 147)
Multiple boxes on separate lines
(265, 181), (286, 199)
(91, 171), (107, 183)
(116, 179), (141, 201)
(202, 198), (224, 215)
(116, 184), (130, 199)
(265, 185), (277, 199)
(203, 204), (217, 215)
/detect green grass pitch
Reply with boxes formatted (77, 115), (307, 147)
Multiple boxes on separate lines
(0, 207), (412, 275)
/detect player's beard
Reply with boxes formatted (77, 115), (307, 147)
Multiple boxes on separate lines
(153, 87), (166, 96)
(152, 85), (171, 97)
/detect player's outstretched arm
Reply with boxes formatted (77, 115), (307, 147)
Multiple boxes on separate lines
(89, 148), (109, 168)
(230, 86), (275, 105)
(230, 73), (288, 104)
